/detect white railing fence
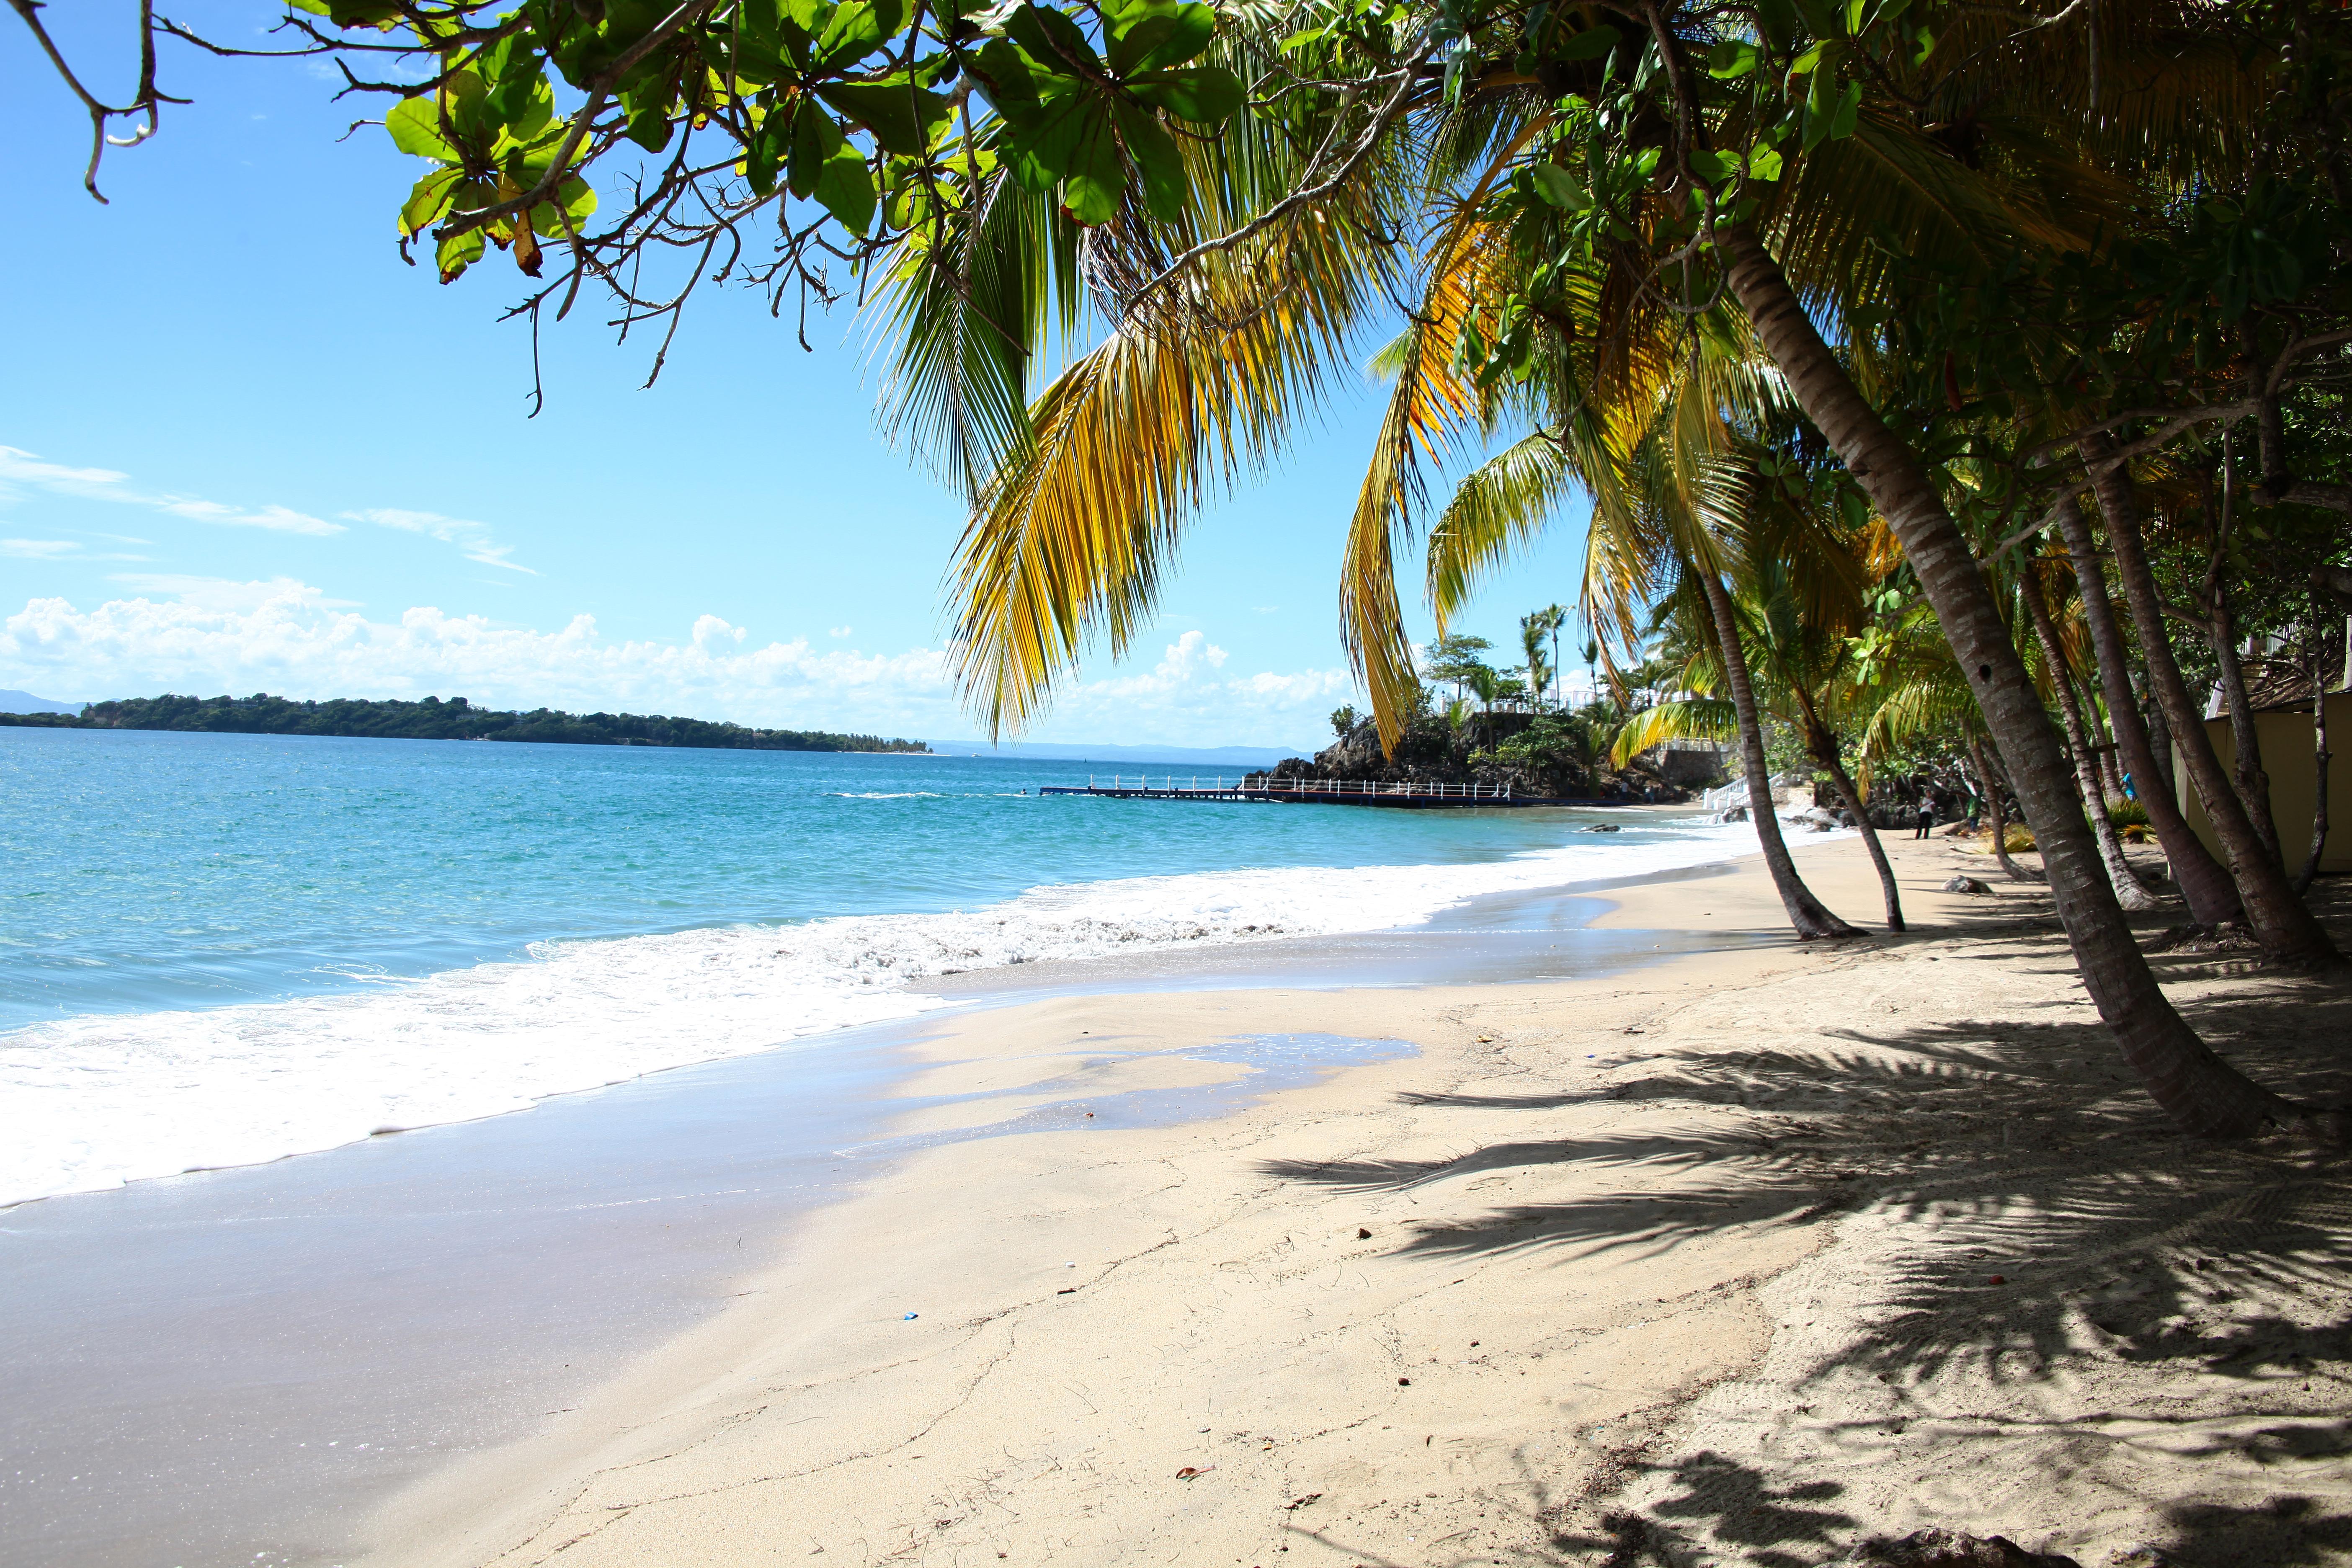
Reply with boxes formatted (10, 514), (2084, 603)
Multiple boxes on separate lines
(1087, 774), (1516, 800)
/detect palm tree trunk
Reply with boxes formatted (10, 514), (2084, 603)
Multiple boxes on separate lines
(2081, 437), (2338, 965)
(1970, 737), (2046, 883)
(1697, 567), (1860, 939)
(1824, 750), (1905, 931)
(2208, 588), (2283, 865)
(2019, 566), (2165, 911)
(2050, 495), (2244, 926)
(1718, 220), (2289, 1137)
(2295, 623), (2333, 896)
(1786, 683), (1904, 930)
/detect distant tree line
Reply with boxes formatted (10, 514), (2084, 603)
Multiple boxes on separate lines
(0, 694), (931, 754)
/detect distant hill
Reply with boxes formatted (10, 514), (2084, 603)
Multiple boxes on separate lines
(0, 693), (931, 753)
(0, 689), (85, 715)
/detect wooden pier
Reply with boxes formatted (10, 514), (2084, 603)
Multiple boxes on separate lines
(1037, 775), (1607, 809)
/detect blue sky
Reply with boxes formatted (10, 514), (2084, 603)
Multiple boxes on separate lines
(0, 10), (1591, 749)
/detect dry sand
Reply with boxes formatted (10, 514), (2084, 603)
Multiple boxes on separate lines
(366, 832), (2352, 1568)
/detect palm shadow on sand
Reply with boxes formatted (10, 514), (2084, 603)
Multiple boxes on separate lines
(1259, 941), (2352, 1566)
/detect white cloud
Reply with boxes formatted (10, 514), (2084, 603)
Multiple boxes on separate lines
(828, 625), (853, 638)
(343, 507), (536, 575)
(0, 446), (342, 536)
(4, 536), (150, 562)
(2, 590), (1346, 747)
(104, 574), (362, 611)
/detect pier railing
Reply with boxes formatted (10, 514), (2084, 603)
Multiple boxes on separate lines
(1087, 774), (1515, 801)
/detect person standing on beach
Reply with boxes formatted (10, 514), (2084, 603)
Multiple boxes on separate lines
(1914, 795), (1936, 839)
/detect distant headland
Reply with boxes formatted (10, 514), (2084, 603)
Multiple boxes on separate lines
(0, 693), (932, 754)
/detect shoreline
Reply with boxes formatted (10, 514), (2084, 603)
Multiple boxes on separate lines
(11, 830), (2347, 1567)
(3, 799), (1753, 1211)
(363, 833), (2352, 1568)
(0, 836), (1767, 1568)
(347, 832), (1871, 1565)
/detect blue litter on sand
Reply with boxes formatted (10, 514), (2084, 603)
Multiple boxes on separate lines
(903, 1313), (919, 1320)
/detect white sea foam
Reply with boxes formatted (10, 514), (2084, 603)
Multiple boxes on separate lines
(0, 820), (1760, 1207)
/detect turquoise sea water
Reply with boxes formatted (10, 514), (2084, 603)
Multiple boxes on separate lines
(0, 727), (1751, 1204)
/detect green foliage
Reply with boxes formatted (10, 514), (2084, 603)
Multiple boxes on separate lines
(1494, 712), (1605, 771)
(1329, 702), (1360, 737)
(268, 0), (1251, 288)
(5, 693), (930, 752)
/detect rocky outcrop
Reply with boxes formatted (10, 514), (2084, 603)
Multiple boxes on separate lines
(1247, 712), (1689, 802)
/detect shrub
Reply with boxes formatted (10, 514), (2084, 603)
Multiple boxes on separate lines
(2107, 797), (2150, 829)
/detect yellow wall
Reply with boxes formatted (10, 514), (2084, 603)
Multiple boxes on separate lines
(2176, 692), (2352, 875)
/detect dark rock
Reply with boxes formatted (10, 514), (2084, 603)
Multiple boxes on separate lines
(1850, 1528), (2082, 1567)
(1241, 711), (1687, 803)
(1942, 875), (1991, 894)
(1585, 823), (1622, 833)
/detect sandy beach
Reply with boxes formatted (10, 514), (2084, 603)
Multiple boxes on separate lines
(359, 831), (2352, 1568)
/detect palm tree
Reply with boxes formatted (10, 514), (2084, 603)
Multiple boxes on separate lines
(1615, 535), (1908, 932)
(1516, 611), (1555, 714)
(885, 0), (2317, 1133)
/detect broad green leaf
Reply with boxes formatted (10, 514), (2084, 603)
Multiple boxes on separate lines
(1827, 77), (1860, 139)
(972, 36), (1049, 110)
(1748, 144), (1784, 181)
(1530, 163), (1590, 209)
(627, 101), (674, 152)
(1054, 100), (1124, 224)
(1105, 0), (1215, 76)
(787, 97), (846, 199)
(1706, 38), (1757, 77)
(814, 0), (903, 65)
(559, 175), (597, 225)
(814, 140), (876, 230)
(1001, 80), (1099, 192)
(1004, 4), (1101, 75)
(1124, 63), (1243, 122)
(436, 227), (486, 283)
(1555, 25), (1619, 62)
(486, 61), (553, 139)
(398, 168), (464, 235)
(1112, 100), (1185, 221)
(1689, 148), (1741, 183)
(743, 118), (785, 196)
(816, 79), (954, 155)
(387, 97), (456, 159)
(443, 70), (500, 145)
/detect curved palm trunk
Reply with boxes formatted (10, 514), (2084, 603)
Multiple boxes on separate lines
(2208, 588), (2283, 866)
(1697, 567), (1860, 939)
(1718, 221), (2288, 1137)
(2050, 496), (2244, 925)
(1822, 752), (1905, 930)
(2295, 625), (2333, 897)
(2081, 440), (2338, 965)
(1969, 737), (2045, 883)
(2019, 567), (2166, 912)
(1789, 686), (1904, 929)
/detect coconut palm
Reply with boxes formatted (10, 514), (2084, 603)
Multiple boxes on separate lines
(885, 0), (2324, 1133)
